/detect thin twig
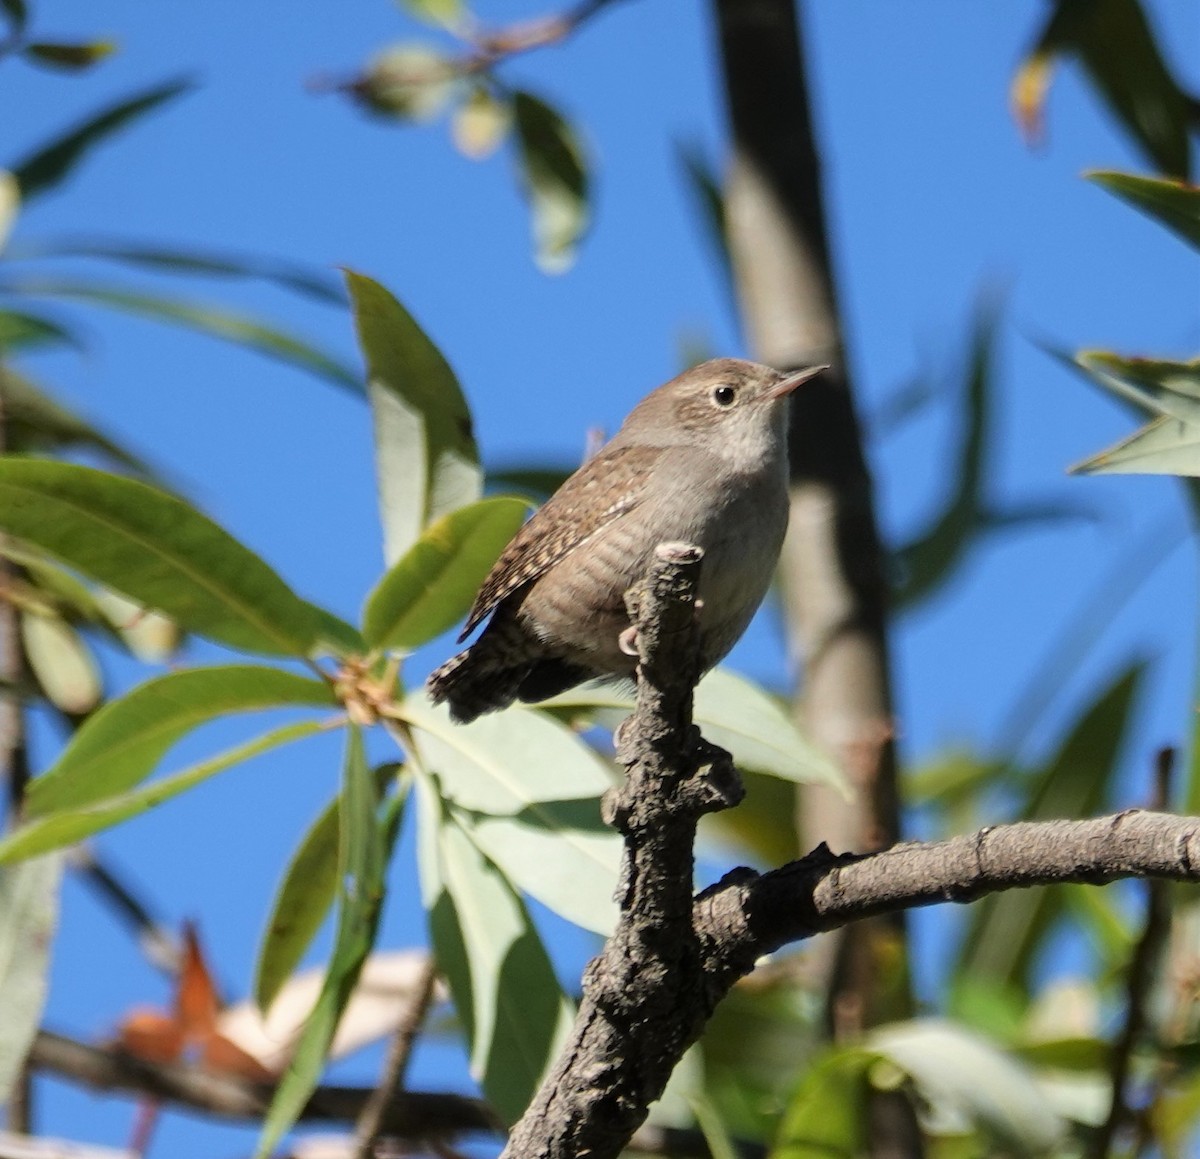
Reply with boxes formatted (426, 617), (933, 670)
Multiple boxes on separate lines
(1090, 748), (1175, 1159)
(353, 953), (440, 1158)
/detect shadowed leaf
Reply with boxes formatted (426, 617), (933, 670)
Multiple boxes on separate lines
(0, 309), (82, 355)
(22, 40), (117, 72)
(12, 78), (193, 201)
(7, 278), (360, 392)
(513, 91), (589, 273)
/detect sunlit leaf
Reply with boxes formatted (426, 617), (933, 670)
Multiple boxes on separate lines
(871, 1020), (1067, 1150)
(26, 665), (335, 817)
(12, 78), (193, 202)
(353, 44), (459, 122)
(0, 459), (326, 656)
(0, 854), (62, 1102)
(546, 667), (845, 792)
(22, 40), (118, 72)
(345, 270), (481, 562)
(95, 589), (183, 661)
(7, 278), (361, 393)
(254, 764), (404, 1014)
(20, 609), (103, 715)
(1012, 0), (1192, 178)
(363, 496), (527, 651)
(0, 169), (17, 251)
(0, 369), (150, 473)
(14, 237), (346, 304)
(415, 773), (572, 1124)
(452, 86), (512, 160)
(513, 91), (589, 273)
(959, 663), (1145, 987)
(403, 695), (620, 934)
(397, 0), (464, 28)
(1089, 170), (1200, 251)
(255, 726), (392, 1158)
(0, 721), (325, 864)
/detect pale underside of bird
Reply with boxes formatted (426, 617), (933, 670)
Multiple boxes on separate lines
(427, 357), (825, 723)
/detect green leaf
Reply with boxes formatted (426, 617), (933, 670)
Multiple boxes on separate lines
(7, 278), (361, 393)
(547, 667), (846, 792)
(0, 309), (82, 355)
(397, 0), (464, 29)
(512, 91), (590, 273)
(14, 237), (346, 304)
(485, 463), (573, 502)
(0, 369), (151, 474)
(355, 44), (459, 122)
(363, 496), (527, 650)
(1015, 0), (1192, 179)
(0, 854), (62, 1103)
(255, 726), (392, 1158)
(958, 663), (1145, 988)
(0, 169), (17, 250)
(22, 40), (118, 72)
(676, 140), (734, 304)
(771, 1046), (876, 1158)
(12, 78), (193, 202)
(0, 721), (324, 865)
(26, 665), (335, 817)
(0, 459), (325, 656)
(0, 0), (27, 37)
(254, 764), (405, 1013)
(415, 773), (572, 1125)
(345, 270), (481, 562)
(1089, 170), (1200, 251)
(403, 695), (620, 934)
(20, 609), (103, 715)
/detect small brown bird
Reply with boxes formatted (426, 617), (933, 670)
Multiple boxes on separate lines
(427, 358), (825, 723)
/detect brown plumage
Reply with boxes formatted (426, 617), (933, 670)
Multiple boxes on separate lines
(427, 357), (825, 723)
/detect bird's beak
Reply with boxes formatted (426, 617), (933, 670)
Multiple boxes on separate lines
(768, 364), (829, 400)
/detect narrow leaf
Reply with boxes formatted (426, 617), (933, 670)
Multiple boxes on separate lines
(0, 368), (151, 474)
(676, 140), (733, 302)
(16, 237), (346, 304)
(254, 764), (404, 1013)
(255, 726), (391, 1158)
(345, 270), (481, 562)
(0, 723), (326, 864)
(0, 309), (82, 354)
(546, 667), (845, 792)
(12, 79), (193, 202)
(417, 774), (571, 1124)
(0, 459), (325, 656)
(363, 496), (527, 650)
(8, 278), (361, 393)
(0, 855), (62, 1102)
(1089, 170), (1200, 251)
(512, 91), (590, 273)
(403, 696), (620, 935)
(22, 40), (118, 72)
(26, 665), (335, 817)
(0, 169), (17, 250)
(0, 0), (27, 37)
(397, 0), (464, 28)
(959, 664), (1145, 988)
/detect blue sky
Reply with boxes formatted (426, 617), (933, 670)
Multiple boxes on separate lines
(5, 1), (1199, 1154)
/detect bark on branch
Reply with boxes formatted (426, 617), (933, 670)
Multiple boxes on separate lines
(498, 544), (1200, 1159)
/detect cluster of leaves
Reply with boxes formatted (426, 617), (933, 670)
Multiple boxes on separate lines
(0, 262), (840, 1153)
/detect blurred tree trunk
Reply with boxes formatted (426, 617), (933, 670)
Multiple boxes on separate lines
(713, 0), (911, 1039)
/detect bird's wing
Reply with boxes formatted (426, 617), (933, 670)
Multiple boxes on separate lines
(459, 443), (660, 640)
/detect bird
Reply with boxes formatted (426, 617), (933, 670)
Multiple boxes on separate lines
(426, 358), (826, 723)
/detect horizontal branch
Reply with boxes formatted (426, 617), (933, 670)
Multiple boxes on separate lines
(698, 810), (1200, 977)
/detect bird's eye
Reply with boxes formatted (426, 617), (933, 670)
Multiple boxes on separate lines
(712, 384), (737, 407)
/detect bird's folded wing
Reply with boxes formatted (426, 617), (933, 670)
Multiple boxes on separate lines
(459, 443), (660, 640)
